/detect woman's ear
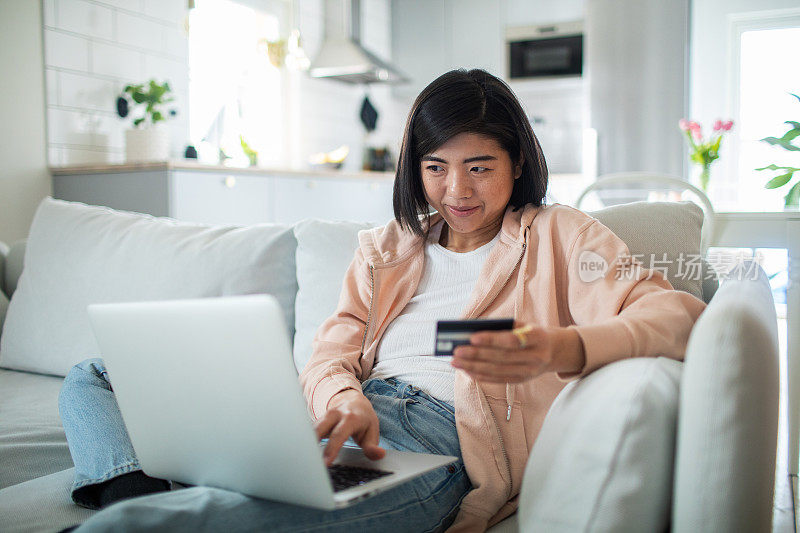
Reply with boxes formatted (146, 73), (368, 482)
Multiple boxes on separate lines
(514, 153), (524, 179)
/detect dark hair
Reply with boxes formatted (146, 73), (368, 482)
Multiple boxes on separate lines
(393, 68), (548, 236)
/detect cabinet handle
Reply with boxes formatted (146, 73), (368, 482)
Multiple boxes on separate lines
(224, 176), (236, 188)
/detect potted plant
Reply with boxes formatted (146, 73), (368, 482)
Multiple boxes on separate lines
(755, 93), (800, 209)
(116, 80), (177, 162)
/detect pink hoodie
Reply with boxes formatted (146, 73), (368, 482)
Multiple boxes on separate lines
(300, 203), (707, 531)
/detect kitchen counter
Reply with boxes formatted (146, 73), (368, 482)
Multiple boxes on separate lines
(49, 160), (397, 181)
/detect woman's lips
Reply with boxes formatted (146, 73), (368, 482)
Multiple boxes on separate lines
(447, 205), (479, 217)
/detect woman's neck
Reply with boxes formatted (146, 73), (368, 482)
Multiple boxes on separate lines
(438, 220), (502, 253)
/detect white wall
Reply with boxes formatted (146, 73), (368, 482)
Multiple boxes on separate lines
(43, 0), (190, 165)
(0, 1), (51, 244)
(690, 0), (800, 208)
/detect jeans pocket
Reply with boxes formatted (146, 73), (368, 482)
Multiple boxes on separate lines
(399, 399), (451, 456)
(414, 396), (455, 425)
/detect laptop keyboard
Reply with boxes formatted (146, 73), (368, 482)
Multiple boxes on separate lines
(327, 464), (393, 492)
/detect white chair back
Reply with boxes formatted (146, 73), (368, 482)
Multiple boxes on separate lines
(575, 173), (715, 253)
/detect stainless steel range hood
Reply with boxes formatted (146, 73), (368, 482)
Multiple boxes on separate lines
(309, 0), (408, 84)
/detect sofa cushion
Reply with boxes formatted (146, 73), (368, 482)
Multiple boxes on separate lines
(518, 357), (682, 532)
(0, 467), (96, 532)
(0, 198), (298, 377)
(0, 369), (72, 489)
(292, 219), (374, 372)
(588, 200), (704, 300)
(672, 260), (779, 532)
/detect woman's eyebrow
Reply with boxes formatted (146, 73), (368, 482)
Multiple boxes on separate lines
(421, 155), (498, 163)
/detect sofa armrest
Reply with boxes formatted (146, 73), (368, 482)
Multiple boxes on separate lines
(2, 240), (25, 299)
(0, 241), (8, 298)
(0, 241), (8, 341)
(518, 260), (778, 532)
(672, 260), (779, 532)
(0, 240), (25, 342)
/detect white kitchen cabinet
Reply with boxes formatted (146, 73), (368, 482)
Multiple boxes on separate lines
(170, 171), (273, 226)
(51, 162), (396, 227)
(272, 176), (395, 225)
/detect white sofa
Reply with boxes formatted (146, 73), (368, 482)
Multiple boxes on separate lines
(0, 198), (781, 532)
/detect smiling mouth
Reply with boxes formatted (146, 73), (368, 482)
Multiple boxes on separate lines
(447, 205), (479, 217)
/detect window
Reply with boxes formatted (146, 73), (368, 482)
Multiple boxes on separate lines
(730, 11), (800, 211)
(188, 0), (285, 167)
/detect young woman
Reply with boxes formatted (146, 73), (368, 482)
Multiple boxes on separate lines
(59, 69), (706, 532)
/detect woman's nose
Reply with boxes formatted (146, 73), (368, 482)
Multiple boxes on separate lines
(447, 169), (472, 198)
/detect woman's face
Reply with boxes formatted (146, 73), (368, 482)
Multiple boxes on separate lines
(421, 132), (521, 250)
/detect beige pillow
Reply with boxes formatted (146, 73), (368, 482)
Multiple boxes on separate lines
(588, 200), (704, 300)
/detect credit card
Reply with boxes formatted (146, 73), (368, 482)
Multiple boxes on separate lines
(434, 318), (515, 356)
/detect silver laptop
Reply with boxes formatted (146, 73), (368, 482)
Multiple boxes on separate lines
(86, 294), (457, 510)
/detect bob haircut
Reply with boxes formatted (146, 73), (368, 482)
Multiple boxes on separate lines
(393, 68), (549, 237)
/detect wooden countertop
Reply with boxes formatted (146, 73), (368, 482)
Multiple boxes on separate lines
(49, 160), (397, 180)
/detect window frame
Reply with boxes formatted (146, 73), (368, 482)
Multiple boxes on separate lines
(726, 7), (800, 210)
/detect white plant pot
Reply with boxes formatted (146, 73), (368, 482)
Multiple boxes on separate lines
(125, 124), (170, 163)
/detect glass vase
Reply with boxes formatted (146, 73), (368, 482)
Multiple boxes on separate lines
(691, 164), (712, 199)
(698, 165), (711, 193)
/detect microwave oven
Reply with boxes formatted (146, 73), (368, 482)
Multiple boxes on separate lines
(506, 21), (583, 79)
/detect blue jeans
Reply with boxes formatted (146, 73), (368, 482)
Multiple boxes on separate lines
(59, 358), (471, 532)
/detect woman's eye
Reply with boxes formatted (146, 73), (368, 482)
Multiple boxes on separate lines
(471, 166), (489, 173)
(426, 165), (444, 172)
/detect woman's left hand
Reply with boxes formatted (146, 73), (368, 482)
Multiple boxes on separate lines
(451, 322), (586, 383)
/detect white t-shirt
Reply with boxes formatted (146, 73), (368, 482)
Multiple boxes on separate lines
(368, 220), (501, 404)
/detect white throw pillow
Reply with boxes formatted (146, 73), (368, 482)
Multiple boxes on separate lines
(588, 200), (704, 300)
(672, 260), (779, 532)
(518, 357), (682, 532)
(0, 198), (298, 377)
(292, 219), (374, 373)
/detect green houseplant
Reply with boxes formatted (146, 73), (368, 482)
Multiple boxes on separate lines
(116, 80), (177, 162)
(755, 93), (800, 209)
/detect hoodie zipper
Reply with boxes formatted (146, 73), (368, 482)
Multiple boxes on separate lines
(500, 239), (527, 422)
(359, 264), (375, 356)
(481, 238), (527, 497)
(360, 232), (526, 495)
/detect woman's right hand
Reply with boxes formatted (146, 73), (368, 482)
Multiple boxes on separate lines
(314, 388), (386, 466)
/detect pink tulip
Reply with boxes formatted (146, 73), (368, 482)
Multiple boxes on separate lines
(713, 119), (723, 132)
(679, 119), (690, 131)
(689, 121), (701, 132)
(723, 120), (734, 131)
(692, 128), (702, 141)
